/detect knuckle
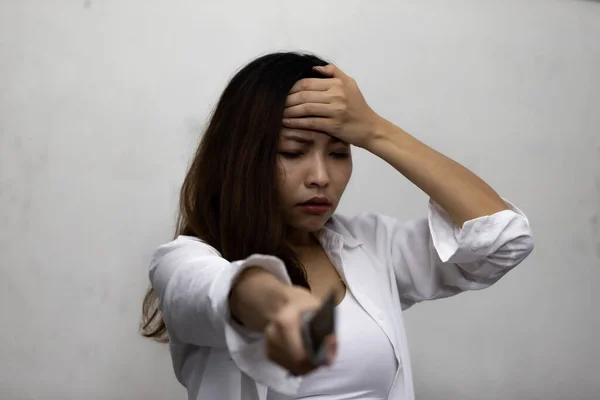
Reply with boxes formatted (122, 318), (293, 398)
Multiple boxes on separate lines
(291, 349), (310, 366)
(290, 352), (304, 365)
(274, 317), (289, 331)
(332, 91), (345, 102)
(264, 324), (274, 337)
(275, 311), (297, 331)
(264, 330), (277, 346)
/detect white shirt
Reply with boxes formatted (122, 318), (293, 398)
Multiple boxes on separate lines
(267, 289), (397, 400)
(149, 198), (534, 400)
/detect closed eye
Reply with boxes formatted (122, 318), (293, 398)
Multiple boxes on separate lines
(279, 152), (303, 159)
(331, 152), (350, 159)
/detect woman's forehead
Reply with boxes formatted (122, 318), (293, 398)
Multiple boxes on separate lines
(280, 129), (343, 144)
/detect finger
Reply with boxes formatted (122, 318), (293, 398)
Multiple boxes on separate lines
(289, 78), (335, 94)
(314, 64), (349, 80)
(282, 117), (335, 133)
(271, 308), (308, 364)
(268, 346), (313, 376)
(285, 91), (330, 107)
(283, 103), (335, 119)
(267, 322), (307, 374)
(278, 320), (307, 365)
(325, 335), (338, 366)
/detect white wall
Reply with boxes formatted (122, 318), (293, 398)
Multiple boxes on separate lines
(1, 1), (599, 399)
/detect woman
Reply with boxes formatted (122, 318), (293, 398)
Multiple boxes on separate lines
(141, 52), (534, 400)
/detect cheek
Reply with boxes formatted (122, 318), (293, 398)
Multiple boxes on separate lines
(334, 160), (353, 189)
(346, 159), (353, 181)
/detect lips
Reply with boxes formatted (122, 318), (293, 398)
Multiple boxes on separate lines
(299, 197), (331, 206)
(298, 197), (332, 215)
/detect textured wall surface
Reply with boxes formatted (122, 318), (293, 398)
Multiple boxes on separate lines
(1, 1), (599, 399)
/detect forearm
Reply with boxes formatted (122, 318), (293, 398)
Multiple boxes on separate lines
(365, 117), (508, 226)
(229, 267), (290, 332)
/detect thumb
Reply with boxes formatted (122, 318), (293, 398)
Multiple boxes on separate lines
(313, 64), (348, 80)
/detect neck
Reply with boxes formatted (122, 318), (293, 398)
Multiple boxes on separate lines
(286, 227), (319, 249)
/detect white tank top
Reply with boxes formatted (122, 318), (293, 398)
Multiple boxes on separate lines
(268, 289), (398, 400)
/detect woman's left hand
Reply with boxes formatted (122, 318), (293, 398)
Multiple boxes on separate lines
(282, 65), (382, 148)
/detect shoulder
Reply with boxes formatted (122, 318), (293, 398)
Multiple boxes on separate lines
(326, 213), (404, 280)
(327, 212), (405, 247)
(151, 235), (223, 267)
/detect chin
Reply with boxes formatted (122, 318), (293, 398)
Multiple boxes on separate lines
(296, 214), (331, 232)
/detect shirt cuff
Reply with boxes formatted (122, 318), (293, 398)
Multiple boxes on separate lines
(428, 198), (530, 265)
(212, 254), (303, 395)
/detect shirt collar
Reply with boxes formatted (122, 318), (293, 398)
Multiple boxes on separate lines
(315, 221), (363, 249)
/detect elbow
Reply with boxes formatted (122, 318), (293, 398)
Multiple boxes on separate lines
(148, 260), (227, 348)
(158, 275), (228, 348)
(475, 227), (534, 281)
(514, 216), (535, 260)
(514, 231), (535, 265)
(497, 228), (534, 270)
(501, 212), (535, 267)
(524, 230), (535, 255)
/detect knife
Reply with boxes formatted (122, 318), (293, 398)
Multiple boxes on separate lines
(300, 291), (337, 366)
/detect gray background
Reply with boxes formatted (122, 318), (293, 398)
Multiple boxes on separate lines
(1, 0), (599, 399)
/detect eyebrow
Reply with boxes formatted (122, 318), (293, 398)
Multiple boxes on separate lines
(281, 135), (344, 145)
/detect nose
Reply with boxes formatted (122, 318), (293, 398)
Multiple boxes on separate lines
(306, 154), (330, 188)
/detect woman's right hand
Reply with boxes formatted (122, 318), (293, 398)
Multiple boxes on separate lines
(264, 286), (337, 376)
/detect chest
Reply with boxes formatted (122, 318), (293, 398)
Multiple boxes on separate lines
(247, 242), (414, 399)
(299, 247), (346, 304)
(304, 242), (406, 360)
(267, 290), (398, 400)
(328, 244), (409, 376)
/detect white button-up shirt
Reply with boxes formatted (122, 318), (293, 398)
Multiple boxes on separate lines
(149, 199), (534, 400)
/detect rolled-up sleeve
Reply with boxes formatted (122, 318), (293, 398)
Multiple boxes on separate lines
(395, 198), (534, 308)
(342, 198), (534, 310)
(149, 236), (302, 394)
(429, 199), (534, 273)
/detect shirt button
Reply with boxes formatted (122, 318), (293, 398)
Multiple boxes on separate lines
(471, 241), (480, 251)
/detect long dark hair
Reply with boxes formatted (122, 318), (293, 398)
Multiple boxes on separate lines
(141, 52), (329, 341)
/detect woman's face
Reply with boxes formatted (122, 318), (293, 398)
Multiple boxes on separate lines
(277, 128), (353, 233)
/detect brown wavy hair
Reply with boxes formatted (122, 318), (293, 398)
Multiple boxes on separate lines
(140, 52), (329, 342)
